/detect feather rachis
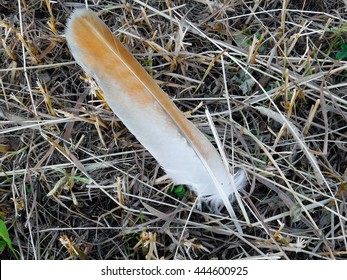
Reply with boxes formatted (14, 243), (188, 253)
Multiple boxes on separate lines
(65, 9), (247, 213)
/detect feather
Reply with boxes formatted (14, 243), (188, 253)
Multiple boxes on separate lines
(65, 9), (247, 215)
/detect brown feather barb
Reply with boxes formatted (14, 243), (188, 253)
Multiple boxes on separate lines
(65, 9), (247, 216)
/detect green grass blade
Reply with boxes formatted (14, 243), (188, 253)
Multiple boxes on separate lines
(0, 219), (18, 259)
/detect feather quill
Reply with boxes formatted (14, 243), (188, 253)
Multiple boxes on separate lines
(65, 9), (247, 215)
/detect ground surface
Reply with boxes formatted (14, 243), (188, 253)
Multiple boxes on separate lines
(0, 0), (347, 260)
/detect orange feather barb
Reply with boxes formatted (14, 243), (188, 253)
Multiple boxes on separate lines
(65, 9), (247, 217)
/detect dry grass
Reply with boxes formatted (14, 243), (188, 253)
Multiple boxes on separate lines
(0, 0), (347, 260)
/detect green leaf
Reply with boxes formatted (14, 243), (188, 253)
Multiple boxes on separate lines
(0, 220), (12, 247)
(172, 185), (186, 198)
(336, 43), (347, 60)
(0, 219), (18, 259)
(336, 51), (347, 60)
(0, 240), (7, 254)
(70, 175), (93, 184)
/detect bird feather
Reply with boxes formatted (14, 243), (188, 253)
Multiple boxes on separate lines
(65, 9), (247, 215)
